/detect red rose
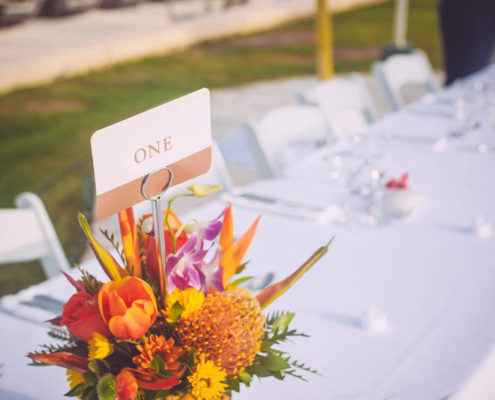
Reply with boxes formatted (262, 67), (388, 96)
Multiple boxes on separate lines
(60, 291), (111, 342)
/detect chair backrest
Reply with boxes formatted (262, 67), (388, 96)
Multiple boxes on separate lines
(0, 192), (70, 279)
(132, 140), (234, 218)
(298, 73), (378, 134)
(242, 104), (328, 178)
(372, 49), (438, 111)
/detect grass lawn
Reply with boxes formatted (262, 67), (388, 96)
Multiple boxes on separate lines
(0, 0), (441, 296)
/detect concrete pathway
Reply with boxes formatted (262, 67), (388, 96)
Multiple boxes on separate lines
(0, 0), (385, 94)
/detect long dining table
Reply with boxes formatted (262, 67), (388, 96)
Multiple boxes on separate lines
(1, 65), (495, 400)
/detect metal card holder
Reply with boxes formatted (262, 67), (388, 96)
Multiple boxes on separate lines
(141, 166), (174, 297)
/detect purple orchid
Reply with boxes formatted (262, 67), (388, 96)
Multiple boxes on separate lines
(184, 205), (228, 246)
(166, 234), (208, 292)
(198, 247), (224, 293)
(166, 222), (226, 293)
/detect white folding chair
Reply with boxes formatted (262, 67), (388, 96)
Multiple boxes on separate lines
(0, 192), (70, 279)
(241, 104), (328, 178)
(298, 73), (377, 138)
(372, 49), (439, 111)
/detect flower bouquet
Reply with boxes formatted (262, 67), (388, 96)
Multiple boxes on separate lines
(28, 185), (331, 400)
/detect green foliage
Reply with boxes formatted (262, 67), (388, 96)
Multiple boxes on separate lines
(96, 374), (116, 400)
(228, 276), (253, 288)
(77, 265), (104, 295)
(271, 312), (295, 333)
(142, 389), (171, 400)
(82, 386), (98, 400)
(47, 328), (74, 343)
(83, 371), (98, 386)
(169, 301), (185, 323)
(65, 383), (86, 397)
(100, 228), (127, 268)
(235, 261), (250, 275)
(225, 310), (318, 396)
(149, 354), (174, 378)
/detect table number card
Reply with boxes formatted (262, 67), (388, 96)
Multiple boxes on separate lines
(91, 88), (212, 219)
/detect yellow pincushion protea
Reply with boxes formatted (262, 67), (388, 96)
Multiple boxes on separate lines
(176, 288), (265, 375)
(188, 354), (227, 400)
(164, 287), (205, 322)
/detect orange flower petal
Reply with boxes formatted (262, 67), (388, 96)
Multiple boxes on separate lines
(108, 301), (153, 339)
(28, 352), (89, 373)
(116, 369), (138, 400)
(118, 208), (142, 277)
(109, 290), (127, 317)
(219, 204), (233, 251)
(122, 367), (184, 391)
(115, 277), (157, 311)
(221, 215), (260, 286)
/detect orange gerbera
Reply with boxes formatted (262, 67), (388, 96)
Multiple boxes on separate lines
(133, 335), (184, 373)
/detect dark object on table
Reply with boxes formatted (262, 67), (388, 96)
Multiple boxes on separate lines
(439, 0), (495, 86)
(223, 0), (248, 9)
(39, 0), (101, 16)
(0, 0), (40, 26)
(100, 0), (142, 8)
(380, 42), (415, 60)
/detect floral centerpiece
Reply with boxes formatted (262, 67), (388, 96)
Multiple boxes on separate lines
(28, 185), (331, 400)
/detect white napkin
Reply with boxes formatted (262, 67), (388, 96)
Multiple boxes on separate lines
(220, 192), (345, 224)
(382, 189), (426, 218)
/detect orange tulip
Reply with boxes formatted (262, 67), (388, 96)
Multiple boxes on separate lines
(116, 370), (139, 400)
(98, 276), (157, 339)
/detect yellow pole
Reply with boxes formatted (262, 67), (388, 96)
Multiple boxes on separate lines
(315, 0), (334, 80)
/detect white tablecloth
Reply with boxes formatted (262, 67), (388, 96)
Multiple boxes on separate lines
(1, 66), (495, 400)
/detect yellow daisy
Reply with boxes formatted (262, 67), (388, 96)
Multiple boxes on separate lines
(88, 332), (113, 360)
(188, 354), (227, 400)
(66, 368), (85, 398)
(164, 287), (205, 322)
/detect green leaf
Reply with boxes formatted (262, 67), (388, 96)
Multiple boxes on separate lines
(83, 371), (98, 386)
(169, 301), (184, 322)
(226, 378), (240, 392)
(96, 374), (116, 400)
(186, 348), (196, 365)
(228, 276), (253, 288)
(153, 390), (171, 399)
(258, 354), (291, 372)
(238, 371), (252, 384)
(187, 184), (223, 197)
(64, 383), (86, 397)
(87, 360), (100, 375)
(149, 354), (173, 377)
(271, 312), (295, 333)
(273, 370), (286, 380)
(235, 261), (250, 275)
(81, 386), (98, 400)
(246, 363), (271, 377)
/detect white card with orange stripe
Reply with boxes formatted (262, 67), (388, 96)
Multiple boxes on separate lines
(91, 88), (212, 219)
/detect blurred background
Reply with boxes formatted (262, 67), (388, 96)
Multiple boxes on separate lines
(0, 0), (445, 295)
